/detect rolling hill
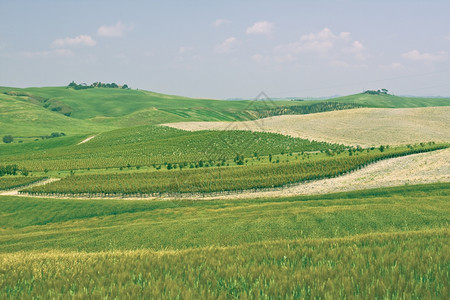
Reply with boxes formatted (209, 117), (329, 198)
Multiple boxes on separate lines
(1, 85), (448, 137)
(1, 85), (449, 299)
(0, 86), (293, 136)
(0, 92), (112, 136)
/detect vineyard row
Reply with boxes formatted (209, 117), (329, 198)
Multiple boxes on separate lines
(21, 144), (447, 196)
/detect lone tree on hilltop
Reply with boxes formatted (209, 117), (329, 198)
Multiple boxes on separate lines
(2, 135), (13, 143)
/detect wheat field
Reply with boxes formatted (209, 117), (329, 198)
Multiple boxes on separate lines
(165, 107), (450, 147)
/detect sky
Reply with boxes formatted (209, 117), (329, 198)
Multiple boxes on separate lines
(1, 0), (450, 99)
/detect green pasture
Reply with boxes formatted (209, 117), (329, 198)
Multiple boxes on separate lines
(1, 183), (449, 298)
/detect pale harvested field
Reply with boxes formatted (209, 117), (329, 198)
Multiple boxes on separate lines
(164, 107), (450, 147)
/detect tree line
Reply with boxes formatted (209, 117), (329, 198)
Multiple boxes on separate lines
(363, 89), (389, 95)
(68, 81), (129, 90)
(0, 164), (30, 176)
(2, 133), (65, 144)
(255, 102), (363, 118)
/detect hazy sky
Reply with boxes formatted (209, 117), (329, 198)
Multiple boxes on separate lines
(1, 0), (450, 99)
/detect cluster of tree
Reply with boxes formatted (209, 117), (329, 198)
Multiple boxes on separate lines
(2, 133), (66, 144)
(2, 135), (13, 143)
(234, 153), (245, 165)
(68, 81), (129, 90)
(363, 89), (389, 95)
(255, 102), (363, 118)
(41, 132), (66, 139)
(91, 82), (129, 89)
(0, 164), (19, 176)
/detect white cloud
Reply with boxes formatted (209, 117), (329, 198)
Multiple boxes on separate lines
(246, 21), (274, 35)
(389, 62), (404, 69)
(273, 28), (368, 63)
(53, 49), (74, 56)
(402, 50), (448, 62)
(215, 37), (237, 54)
(179, 46), (194, 54)
(21, 49), (73, 58)
(445, 35), (450, 40)
(52, 35), (96, 47)
(380, 62), (404, 69)
(275, 28), (337, 54)
(300, 27), (335, 42)
(252, 54), (265, 63)
(97, 22), (130, 37)
(213, 19), (231, 27)
(350, 41), (364, 52)
(330, 60), (350, 68)
(330, 60), (367, 68)
(274, 54), (296, 64)
(343, 40), (367, 60)
(339, 32), (351, 41)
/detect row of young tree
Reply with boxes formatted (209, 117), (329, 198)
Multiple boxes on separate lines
(68, 81), (129, 90)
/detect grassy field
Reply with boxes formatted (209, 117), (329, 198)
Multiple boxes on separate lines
(2, 230), (447, 299)
(1, 183), (449, 298)
(1, 86), (448, 298)
(167, 106), (450, 147)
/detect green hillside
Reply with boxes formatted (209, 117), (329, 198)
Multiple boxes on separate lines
(0, 92), (112, 136)
(331, 93), (450, 108)
(0, 86), (295, 120)
(1, 86), (448, 137)
(0, 86), (292, 136)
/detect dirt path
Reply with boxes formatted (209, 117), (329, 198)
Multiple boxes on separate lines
(0, 178), (61, 196)
(8, 148), (449, 201)
(77, 135), (97, 145)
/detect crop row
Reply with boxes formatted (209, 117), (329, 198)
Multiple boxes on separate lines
(0, 176), (47, 190)
(22, 144), (446, 195)
(2, 126), (349, 171)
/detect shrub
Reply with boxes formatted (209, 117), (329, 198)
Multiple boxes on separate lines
(2, 135), (13, 143)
